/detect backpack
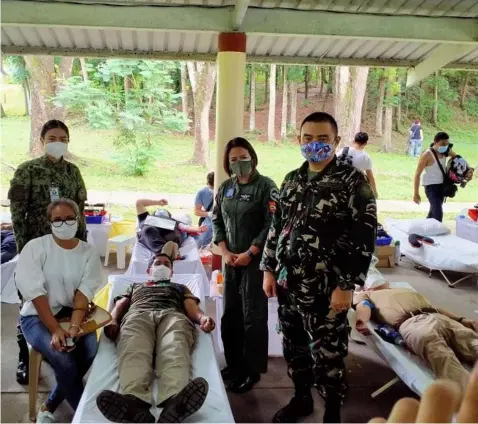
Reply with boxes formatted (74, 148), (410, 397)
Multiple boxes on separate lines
(338, 146), (354, 167)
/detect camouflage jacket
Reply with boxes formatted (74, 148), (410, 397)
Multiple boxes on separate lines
(260, 157), (377, 292)
(8, 155), (88, 252)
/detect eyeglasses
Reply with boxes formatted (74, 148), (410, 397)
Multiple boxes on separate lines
(51, 218), (77, 228)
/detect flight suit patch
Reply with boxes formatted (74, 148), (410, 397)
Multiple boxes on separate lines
(269, 201), (276, 213)
(225, 188), (235, 199)
(239, 194), (251, 202)
(270, 188), (280, 202)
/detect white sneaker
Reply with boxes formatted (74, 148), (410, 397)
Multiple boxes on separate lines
(37, 410), (56, 423)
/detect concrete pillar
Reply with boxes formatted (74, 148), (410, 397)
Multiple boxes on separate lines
(212, 32), (246, 265)
(214, 32), (247, 189)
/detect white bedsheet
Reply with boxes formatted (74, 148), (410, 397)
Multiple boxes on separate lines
(1, 256), (20, 304)
(73, 274), (234, 423)
(126, 238), (210, 296)
(352, 282), (469, 396)
(386, 218), (478, 273)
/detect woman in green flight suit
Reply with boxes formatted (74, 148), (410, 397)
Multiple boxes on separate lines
(213, 137), (279, 393)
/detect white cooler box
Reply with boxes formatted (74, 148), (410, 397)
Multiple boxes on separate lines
(213, 295), (282, 357)
(456, 215), (478, 244)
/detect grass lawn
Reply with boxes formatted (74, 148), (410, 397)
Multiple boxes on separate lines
(1, 115), (477, 203)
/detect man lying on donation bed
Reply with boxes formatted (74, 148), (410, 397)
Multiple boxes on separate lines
(97, 252), (216, 424)
(136, 198), (208, 259)
(353, 258), (478, 396)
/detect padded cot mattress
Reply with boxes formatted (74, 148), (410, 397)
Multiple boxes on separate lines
(126, 237), (210, 296)
(386, 219), (478, 274)
(73, 274), (234, 423)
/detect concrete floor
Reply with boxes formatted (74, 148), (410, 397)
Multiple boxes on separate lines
(1, 253), (477, 423)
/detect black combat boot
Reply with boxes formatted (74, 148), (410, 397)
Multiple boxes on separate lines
(16, 325), (29, 385)
(272, 391), (314, 423)
(323, 396), (342, 423)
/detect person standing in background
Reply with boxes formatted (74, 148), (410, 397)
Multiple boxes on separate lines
(8, 120), (88, 385)
(193, 172), (214, 248)
(213, 137), (279, 393)
(408, 119), (424, 157)
(261, 112), (377, 423)
(337, 132), (378, 198)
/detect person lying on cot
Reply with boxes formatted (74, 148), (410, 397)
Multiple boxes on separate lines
(353, 259), (478, 396)
(97, 252), (215, 423)
(1, 221), (17, 264)
(136, 198), (207, 256)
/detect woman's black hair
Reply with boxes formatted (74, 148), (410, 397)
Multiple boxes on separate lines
(223, 137), (258, 177)
(40, 120), (70, 139)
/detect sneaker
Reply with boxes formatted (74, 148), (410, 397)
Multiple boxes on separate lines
(37, 410), (56, 423)
(158, 377), (209, 423)
(16, 360), (28, 385)
(273, 393), (314, 423)
(96, 391), (155, 423)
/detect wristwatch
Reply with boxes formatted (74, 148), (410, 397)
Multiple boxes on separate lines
(247, 249), (254, 258)
(458, 317), (466, 324)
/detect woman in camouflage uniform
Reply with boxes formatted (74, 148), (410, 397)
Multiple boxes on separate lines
(8, 120), (88, 385)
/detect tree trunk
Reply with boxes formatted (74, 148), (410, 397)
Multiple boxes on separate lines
(382, 69), (396, 152)
(1, 103), (6, 118)
(320, 66), (325, 94)
(361, 88), (368, 123)
(460, 72), (470, 109)
(281, 66), (289, 140)
(187, 62), (216, 167)
(264, 68), (269, 105)
(249, 65), (256, 132)
(375, 73), (386, 136)
(22, 80), (31, 116)
(79, 58), (89, 82)
(351, 67), (369, 137)
(304, 66), (309, 99)
(268, 64), (277, 142)
(24, 56), (56, 156)
(180, 62), (189, 133)
(334, 67), (368, 145)
(432, 70), (438, 125)
(289, 81), (298, 133)
(54, 57), (74, 121)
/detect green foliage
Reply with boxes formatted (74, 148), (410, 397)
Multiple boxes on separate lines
(4, 56), (29, 85)
(464, 97), (478, 117)
(53, 59), (187, 176)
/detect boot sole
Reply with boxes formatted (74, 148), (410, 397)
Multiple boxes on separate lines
(96, 391), (155, 423)
(158, 377), (209, 423)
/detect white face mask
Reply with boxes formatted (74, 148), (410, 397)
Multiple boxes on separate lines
(151, 265), (171, 281)
(51, 221), (78, 240)
(45, 142), (68, 159)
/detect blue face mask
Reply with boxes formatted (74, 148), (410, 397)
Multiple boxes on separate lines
(437, 145), (448, 154)
(300, 141), (334, 163)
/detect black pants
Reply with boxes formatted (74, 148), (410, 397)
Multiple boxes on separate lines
(221, 255), (268, 375)
(425, 184), (445, 222)
(16, 291), (29, 364)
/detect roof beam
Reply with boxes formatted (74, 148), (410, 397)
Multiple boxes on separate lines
(406, 44), (478, 86)
(2, 0), (478, 44)
(232, 0), (250, 31)
(3, 44), (478, 70)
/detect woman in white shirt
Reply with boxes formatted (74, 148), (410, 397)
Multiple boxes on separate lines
(16, 198), (102, 423)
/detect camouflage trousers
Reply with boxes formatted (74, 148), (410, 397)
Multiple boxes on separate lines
(277, 284), (349, 401)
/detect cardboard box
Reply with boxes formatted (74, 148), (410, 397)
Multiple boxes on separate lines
(375, 244), (395, 268)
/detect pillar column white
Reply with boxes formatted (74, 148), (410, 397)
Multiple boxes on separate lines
(212, 32), (246, 267)
(214, 32), (247, 189)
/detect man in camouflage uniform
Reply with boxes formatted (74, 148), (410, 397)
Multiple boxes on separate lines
(8, 154), (88, 384)
(261, 112), (377, 423)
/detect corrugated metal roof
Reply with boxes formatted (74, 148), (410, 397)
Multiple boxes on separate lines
(2, 0), (478, 68)
(11, 0), (478, 17)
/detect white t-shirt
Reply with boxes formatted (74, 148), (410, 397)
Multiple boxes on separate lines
(337, 147), (372, 172)
(16, 235), (103, 316)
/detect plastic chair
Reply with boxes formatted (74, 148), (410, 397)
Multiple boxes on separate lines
(29, 348), (43, 422)
(104, 235), (136, 269)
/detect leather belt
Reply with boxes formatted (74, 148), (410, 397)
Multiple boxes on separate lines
(400, 307), (439, 327)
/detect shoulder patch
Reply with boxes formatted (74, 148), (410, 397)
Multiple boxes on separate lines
(270, 187), (280, 202)
(8, 185), (27, 202)
(78, 188), (87, 201)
